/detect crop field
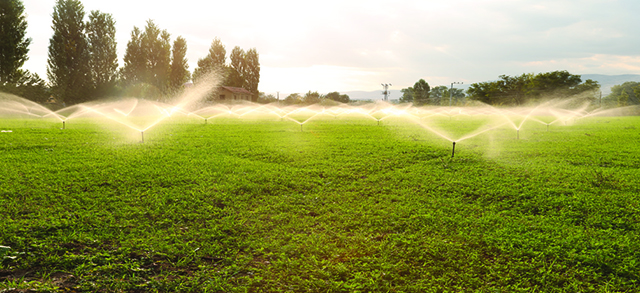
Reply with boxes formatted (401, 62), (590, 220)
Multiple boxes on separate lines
(1, 114), (640, 292)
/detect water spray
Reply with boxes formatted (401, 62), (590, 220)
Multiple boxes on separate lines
(451, 141), (456, 158)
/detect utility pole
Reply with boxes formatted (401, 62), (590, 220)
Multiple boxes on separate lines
(599, 90), (602, 107)
(450, 82), (463, 106)
(382, 83), (392, 101)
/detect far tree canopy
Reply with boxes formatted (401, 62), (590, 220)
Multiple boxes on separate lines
(325, 91), (350, 103)
(466, 71), (600, 106)
(604, 81), (640, 106)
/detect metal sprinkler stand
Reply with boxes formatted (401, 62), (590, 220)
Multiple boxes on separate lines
(62, 121), (65, 129)
(451, 141), (456, 158)
(141, 131), (144, 143)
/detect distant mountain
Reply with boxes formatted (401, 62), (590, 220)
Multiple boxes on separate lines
(344, 74), (640, 100)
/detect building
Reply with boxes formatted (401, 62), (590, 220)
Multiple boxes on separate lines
(217, 86), (253, 101)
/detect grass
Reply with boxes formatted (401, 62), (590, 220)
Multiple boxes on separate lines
(1, 114), (639, 292)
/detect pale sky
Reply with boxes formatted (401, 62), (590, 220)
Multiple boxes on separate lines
(21, 0), (640, 95)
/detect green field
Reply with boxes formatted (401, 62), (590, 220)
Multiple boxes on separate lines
(1, 115), (639, 292)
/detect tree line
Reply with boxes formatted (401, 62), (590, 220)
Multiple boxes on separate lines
(398, 71), (602, 106)
(398, 79), (465, 106)
(256, 91), (350, 105)
(466, 71), (600, 106)
(0, 0), (260, 106)
(602, 82), (640, 107)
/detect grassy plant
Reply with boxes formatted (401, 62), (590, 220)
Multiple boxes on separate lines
(0, 115), (639, 292)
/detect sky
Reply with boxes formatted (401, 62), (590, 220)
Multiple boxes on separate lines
(20, 0), (640, 96)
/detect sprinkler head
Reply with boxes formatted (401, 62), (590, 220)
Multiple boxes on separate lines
(451, 141), (456, 158)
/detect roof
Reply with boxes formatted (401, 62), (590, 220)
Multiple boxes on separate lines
(220, 86), (253, 94)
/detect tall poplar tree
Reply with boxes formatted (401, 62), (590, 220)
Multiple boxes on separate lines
(141, 20), (171, 93)
(243, 48), (260, 101)
(0, 0), (31, 85)
(169, 36), (190, 92)
(86, 10), (118, 98)
(122, 20), (171, 96)
(121, 27), (144, 86)
(227, 46), (245, 88)
(47, 0), (90, 105)
(192, 37), (226, 83)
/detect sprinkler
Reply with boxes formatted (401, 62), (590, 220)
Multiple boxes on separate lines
(547, 124), (549, 132)
(517, 129), (520, 140)
(141, 131), (144, 143)
(62, 120), (65, 129)
(301, 124), (303, 131)
(451, 141), (456, 158)
(204, 118), (208, 124)
(378, 119), (380, 126)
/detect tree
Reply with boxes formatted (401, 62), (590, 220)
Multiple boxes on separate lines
(530, 70), (581, 96)
(573, 79), (600, 96)
(412, 79), (430, 105)
(0, 70), (49, 103)
(433, 86), (466, 105)
(47, 0), (91, 105)
(618, 89), (629, 107)
(192, 37), (226, 83)
(121, 20), (171, 98)
(430, 86), (447, 105)
(303, 91), (322, 104)
(467, 71), (598, 106)
(283, 93), (301, 104)
(121, 27), (144, 86)
(500, 73), (533, 105)
(12, 70), (49, 103)
(257, 92), (277, 104)
(86, 10), (118, 99)
(243, 48), (260, 101)
(141, 20), (171, 94)
(0, 0), (31, 85)
(227, 46), (245, 88)
(169, 36), (190, 92)
(399, 87), (414, 103)
(606, 81), (640, 106)
(325, 91), (349, 103)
